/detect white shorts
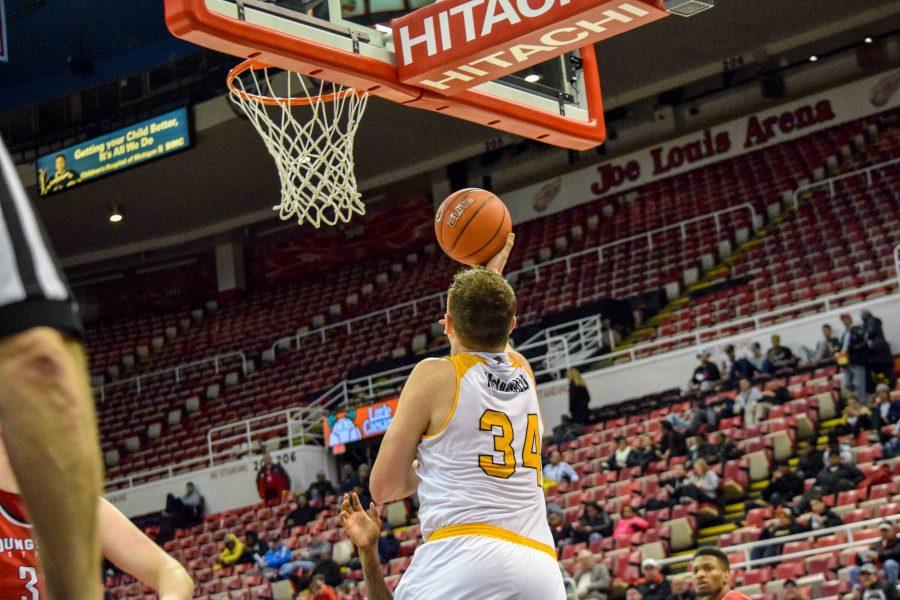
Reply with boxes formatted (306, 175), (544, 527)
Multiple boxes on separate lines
(394, 535), (565, 600)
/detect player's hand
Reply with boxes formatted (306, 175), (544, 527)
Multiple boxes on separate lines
(339, 492), (382, 551)
(485, 232), (515, 274)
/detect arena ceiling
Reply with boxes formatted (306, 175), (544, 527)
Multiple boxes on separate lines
(22, 0), (900, 264)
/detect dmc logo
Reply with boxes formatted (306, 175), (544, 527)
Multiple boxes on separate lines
(447, 197), (474, 227)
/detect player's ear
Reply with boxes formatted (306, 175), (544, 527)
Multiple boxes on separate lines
(443, 312), (453, 335)
(508, 315), (517, 335)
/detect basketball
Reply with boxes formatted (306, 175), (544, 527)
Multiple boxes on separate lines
(434, 188), (512, 266)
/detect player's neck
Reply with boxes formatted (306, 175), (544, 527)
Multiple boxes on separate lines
(450, 341), (506, 356)
(0, 447), (20, 494)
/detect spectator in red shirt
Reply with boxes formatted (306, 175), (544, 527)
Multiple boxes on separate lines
(691, 547), (750, 600)
(257, 452), (291, 506)
(304, 574), (339, 600)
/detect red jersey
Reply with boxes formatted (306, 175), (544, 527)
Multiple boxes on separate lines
(0, 489), (42, 599)
(722, 591), (752, 600)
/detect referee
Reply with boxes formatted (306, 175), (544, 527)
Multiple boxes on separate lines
(0, 137), (103, 598)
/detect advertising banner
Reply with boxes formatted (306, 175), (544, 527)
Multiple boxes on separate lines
(36, 107), (191, 196)
(502, 68), (900, 225)
(323, 397), (400, 449)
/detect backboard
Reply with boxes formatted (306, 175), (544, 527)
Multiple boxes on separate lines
(165, 0), (682, 149)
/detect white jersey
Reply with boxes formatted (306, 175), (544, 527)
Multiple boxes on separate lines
(415, 351), (554, 554)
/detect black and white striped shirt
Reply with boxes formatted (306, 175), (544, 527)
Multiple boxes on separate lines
(0, 137), (81, 338)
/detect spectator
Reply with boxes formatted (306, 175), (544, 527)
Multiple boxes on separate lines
(704, 432), (741, 465)
(606, 436), (639, 471)
(338, 462), (359, 494)
(656, 463), (691, 509)
(862, 310), (895, 391)
(660, 421), (688, 459)
(551, 414), (585, 446)
(306, 574), (340, 600)
(312, 548), (343, 588)
(307, 471), (337, 502)
(823, 439), (854, 466)
(634, 434), (661, 472)
(735, 378), (769, 426)
(800, 495), (843, 530)
(797, 451), (863, 512)
(256, 452), (292, 506)
(689, 349), (722, 391)
(637, 558), (672, 600)
(670, 574), (696, 600)
(779, 579), (804, 600)
(666, 396), (717, 434)
(215, 533), (246, 569)
(165, 482), (203, 528)
(765, 334), (799, 373)
(258, 534), (297, 580)
(573, 501), (613, 543)
(873, 384), (900, 429)
(241, 530), (269, 565)
(884, 423), (900, 459)
(683, 459), (720, 507)
(544, 450), (580, 485)
(723, 344), (757, 383)
(851, 521), (900, 587)
(751, 508), (807, 560)
(612, 505), (648, 541)
(624, 586), (641, 600)
(802, 323), (841, 364)
(839, 313), (868, 403)
(548, 511), (573, 549)
(859, 463), (893, 494)
(567, 549), (610, 600)
(377, 524), (400, 565)
(795, 442), (824, 479)
(568, 368), (592, 424)
(354, 464), (372, 507)
(852, 563), (899, 600)
(747, 342), (766, 373)
(840, 394), (874, 436)
(284, 493), (319, 530)
(762, 463), (804, 507)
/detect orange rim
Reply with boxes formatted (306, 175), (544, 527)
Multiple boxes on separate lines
(226, 59), (360, 106)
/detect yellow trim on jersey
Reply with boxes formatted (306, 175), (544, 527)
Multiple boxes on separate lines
(427, 523), (556, 559)
(421, 353), (486, 440)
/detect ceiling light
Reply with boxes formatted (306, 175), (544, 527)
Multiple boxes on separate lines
(524, 73), (541, 83)
(809, 55), (818, 62)
(109, 206), (123, 223)
(864, 37), (874, 44)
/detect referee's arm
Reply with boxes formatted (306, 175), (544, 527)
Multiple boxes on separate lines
(0, 139), (103, 599)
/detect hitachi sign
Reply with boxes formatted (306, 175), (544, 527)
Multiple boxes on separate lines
(392, 0), (669, 95)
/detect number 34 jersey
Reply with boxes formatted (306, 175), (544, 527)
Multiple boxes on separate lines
(415, 352), (554, 552)
(0, 489), (42, 599)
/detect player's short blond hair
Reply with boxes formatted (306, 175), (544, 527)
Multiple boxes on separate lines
(447, 267), (516, 350)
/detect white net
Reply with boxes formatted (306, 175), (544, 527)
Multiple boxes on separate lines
(228, 63), (369, 228)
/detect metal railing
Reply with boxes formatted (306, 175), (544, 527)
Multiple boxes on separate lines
(894, 243), (900, 286)
(656, 513), (900, 571)
(94, 351), (248, 402)
(271, 203), (758, 355)
(791, 156), (900, 209)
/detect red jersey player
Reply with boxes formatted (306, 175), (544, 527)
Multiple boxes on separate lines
(691, 547), (751, 600)
(0, 426), (194, 599)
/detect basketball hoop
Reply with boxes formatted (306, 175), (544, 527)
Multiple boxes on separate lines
(227, 60), (369, 228)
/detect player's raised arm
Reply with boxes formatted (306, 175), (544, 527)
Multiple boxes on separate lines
(339, 493), (393, 600)
(98, 498), (195, 600)
(370, 358), (455, 504)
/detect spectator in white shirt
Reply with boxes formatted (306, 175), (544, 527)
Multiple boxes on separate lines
(544, 450), (580, 484)
(734, 378), (769, 426)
